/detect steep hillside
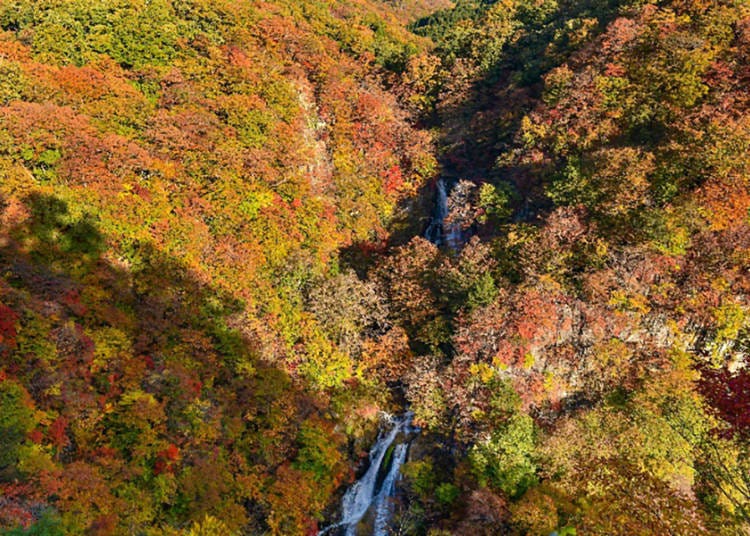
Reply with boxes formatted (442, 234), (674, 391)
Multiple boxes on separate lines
(0, 1), (436, 534)
(380, 0), (750, 534)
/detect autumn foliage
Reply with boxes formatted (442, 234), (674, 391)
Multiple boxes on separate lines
(1, 0), (750, 534)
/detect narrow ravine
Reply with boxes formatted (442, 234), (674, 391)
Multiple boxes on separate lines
(322, 171), (466, 535)
(319, 414), (418, 536)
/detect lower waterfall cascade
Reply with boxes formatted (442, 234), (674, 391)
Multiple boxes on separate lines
(319, 413), (418, 536)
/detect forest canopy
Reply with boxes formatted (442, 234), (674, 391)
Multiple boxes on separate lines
(0, 0), (749, 535)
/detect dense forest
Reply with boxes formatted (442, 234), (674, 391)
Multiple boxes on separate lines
(0, 0), (748, 534)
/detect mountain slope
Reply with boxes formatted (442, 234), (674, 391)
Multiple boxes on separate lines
(0, 1), (435, 534)
(381, 1), (750, 534)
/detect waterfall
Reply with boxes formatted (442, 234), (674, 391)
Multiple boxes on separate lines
(372, 442), (409, 536)
(320, 413), (417, 536)
(425, 177), (462, 248)
(425, 178), (448, 245)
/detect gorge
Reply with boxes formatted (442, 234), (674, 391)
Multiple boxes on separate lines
(0, 0), (748, 535)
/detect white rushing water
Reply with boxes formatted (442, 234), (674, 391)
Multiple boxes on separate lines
(424, 177), (462, 248)
(372, 442), (409, 536)
(320, 413), (416, 536)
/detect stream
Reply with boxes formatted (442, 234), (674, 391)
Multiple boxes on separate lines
(320, 175), (459, 535)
